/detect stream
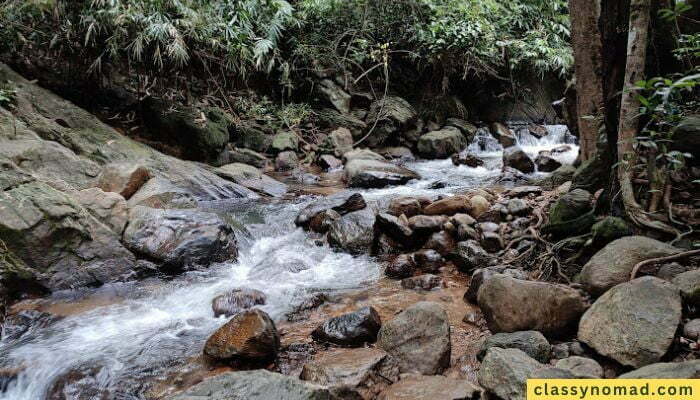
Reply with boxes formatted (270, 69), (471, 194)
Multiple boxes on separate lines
(0, 126), (577, 400)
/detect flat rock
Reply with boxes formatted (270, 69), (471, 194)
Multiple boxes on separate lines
(345, 159), (420, 188)
(555, 356), (603, 378)
(619, 360), (700, 378)
(478, 331), (552, 363)
(378, 374), (481, 400)
(401, 274), (442, 291)
(215, 163), (287, 197)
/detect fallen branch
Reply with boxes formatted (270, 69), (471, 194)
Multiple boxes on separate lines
(629, 249), (700, 280)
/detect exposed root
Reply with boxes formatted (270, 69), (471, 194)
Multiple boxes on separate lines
(629, 249), (700, 280)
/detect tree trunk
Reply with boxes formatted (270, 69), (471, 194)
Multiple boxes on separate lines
(616, 0), (676, 234)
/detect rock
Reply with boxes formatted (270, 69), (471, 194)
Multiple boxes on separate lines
(232, 121), (273, 153)
(481, 231), (503, 253)
(216, 163), (287, 197)
(590, 216), (632, 247)
(378, 374), (481, 400)
(478, 348), (543, 400)
(449, 240), (490, 273)
(318, 79), (352, 114)
(388, 197), (423, 218)
(478, 275), (587, 337)
(95, 163), (151, 200)
(126, 177), (198, 209)
(123, 206), (238, 269)
(217, 146), (269, 168)
(555, 356), (603, 378)
(423, 195), (470, 216)
(212, 288), (267, 318)
(657, 262), (691, 281)
(0, 181), (136, 290)
(672, 269), (700, 307)
(478, 331), (552, 363)
(683, 319), (700, 340)
(276, 151), (299, 171)
(412, 250), (444, 272)
(345, 159), (420, 188)
(74, 188), (128, 234)
(328, 128), (354, 157)
(480, 222), (499, 232)
(377, 302), (450, 375)
(286, 294), (330, 323)
(507, 199), (530, 216)
(535, 154), (562, 172)
(578, 277), (681, 368)
(505, 186), (543, 198)
(469, 195), (490, 218)
(549, 189), (592, 224)
(581, 236), (680, 296)
(296, 193), (367, 230)
(312, 306), (382, 347)
(365, 97), (418, 147)
(408, 215), (447, 235)
(671, 115), (700, 165)
(327, 207), (377, 255)
(375, 213), (413, 241)
(170, 370), (331, 400)
(401, 274), (442, 291)
(377, 146), (415, 162)
(619, 360), (700, 378)
(528, 124), (548, 138)
(271, 130), (299, 153)
(343, 149), (386, 163)
(300, 348), (399, 397)
(503, 146), (535, 174)
(490, 123), (516, 147)
(498, 167), (532, 185)
(422, 231), (456, 256)
(385, 255), (416, 279)
(417, 127), (468, 159)
(204, 309), (279, 363)
(451, 152), (484, 167)
(464, 268), (495, 303)
(318, 154), (343, 170)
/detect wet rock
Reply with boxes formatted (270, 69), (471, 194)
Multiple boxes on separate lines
(684, 319), (700, 340)
(478, 331), (552, 363)
(377, 301), (451, 375)
(312, 306), (382, 347)
(216, 163), (287, 197)
(481, 231), (503, 253)
(1, 310), (61, 341)
(343, 149), (386, 163)
(327, 207), (377, 255)
(377, 146), (415, 162)
(401, 274), (442, 291)
(345, 159), (420, 188)
(171, 370), (331, 400)
(296, 193), (367, 230)
(449, 240), (490, 273)
(451, 152), (484, 167)
(413, 249), (444, 273)
(318, 154), (343, 170)
(422, 231), (456, 256)
(478, 275), (587, 337)
(503, 146), (534, 174)
(95, 163), (151, 200)
(378, 374), (482, 400)
(385, 254), (416, 279)
(497, 167), (532, 185)
(387, 197), (423, 218)
(300, 348), (399, 398)
(286, 293), (329, 322)
(365, 97), (418, 147)
(275, 151), (299, 171)
(672, 269), (700, 308)
(423, 195), (470, 216)
(124, 206), (238, 270)
(74, 188), (128, 234)
(271, 130), (299, 153)
(619, 360), (700, 378)
(578, 277), (681, 368)
(507, 199), (530, 216)
(534, 154), (562, 172)
(374, 233), (405, 256)
(590, 217), (632, 247)
(478, 348), (543, 400)
(528, 124), (548, 138)
(445, 118), (478, 138)
(217, 146), (269, 168)
(212, 288), (267, 318)
(555, 356), (603, 378)
(204, 309), (280, 363)
(375, 213), (413, 241)
(490, 123), (516, 147)
(408, 215), (447, 235)
(580, 236), (680, 296)
(417, 127), (468, 159)
(127, 177), (198, 209)
(328, 128), (354, 157)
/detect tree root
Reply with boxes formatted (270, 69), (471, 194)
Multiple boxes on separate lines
(629, 249), (700, 280)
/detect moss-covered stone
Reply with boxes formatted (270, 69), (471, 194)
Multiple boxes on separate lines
(591, 217), (632, 247)
(232, 121), (273, 153)
(270, 130), (299, 153)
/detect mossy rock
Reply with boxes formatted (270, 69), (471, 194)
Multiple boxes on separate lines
(572, 155), (610, 192)
(591, 217), (633, 247)
(233, 121), (273, 153)
(270, 130), (299, 153)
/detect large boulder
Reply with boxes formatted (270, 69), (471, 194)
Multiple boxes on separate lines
(271, 130), (300, 153)
(490, 123), (517, 147)
(555, 356), (603, 378)
(170, 370), (331, 400)
(619, 360), (700, 378)
(378, 374), (481, 400)
(126, 177), (198, 209)
(672, 269), (700, 307)
(295, 193), (367, 231)
(580, 236), (680, 296)
(318, 79), (352, 114)
(671, 115), (700, 166)
(578, 277), (682, 368)
(344, 159), (420, 188)
(549, 189), (592, 225)
(215, 163), (287, 197)
(365, 97), (418, 147)
(327, 207), (377, 255)
(327, 127), (354, 157)
(478, 331), (552, 363)
(377, 301), (450, 375)
(95, 162), (151, 200)
(477, 275), (587, 337)
(311, 306), (382, 347)
(534, 154), (562, 172)
(233, 121), (273, 153)
(300, 348), (399, 397)
(417, 127), (468, 159)
(204, 309), (280, 363)
(503, 146), (534, 174)
(123, 206), (238, 269)
(0, 181), (136, 290)
(478, 348), (544, 400)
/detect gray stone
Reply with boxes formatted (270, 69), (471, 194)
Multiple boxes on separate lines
(345, 159), (420, 188)
(619, 360), (700, 378)
(555, 356), (603, 378)
(378, 374), (481, 400)
(95, 162), (151, 200)
(276, 151), (299, 171)
(271, 130), (299, 153)
(216, 163), (287, 197)
(204, 309), (279, 363)
(343, 149), (385, 163)
(327, 207), (377, 255)
(74, 188), (128, 234)
(449, 240), (490, 273)
(318, 79), (352, 114)
(490, 123), (516, 147)
(535, 154), (562, 172)
(478, 331), (551, 363)
(212, 288), (267, 318)
(417, 127), (468, 159)
(672, 269), (700, 307)
(478, 348), (543, 400)
(127, 177), (198, 209)
(507, 199), (530, 216)
(312, 306), (382, 347)
(578, 277), (681, 368)
(503, 146), (534, 174)
(328, 128), (354, 157)
(683, 319), (700, 340)
(385, 254), (416, 279)
(401, 274), (442, 291)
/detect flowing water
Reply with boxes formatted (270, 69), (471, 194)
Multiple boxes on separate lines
(0, 126), (577, 400)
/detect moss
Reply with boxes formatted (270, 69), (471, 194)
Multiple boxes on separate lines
(591, 216), (632, 247)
